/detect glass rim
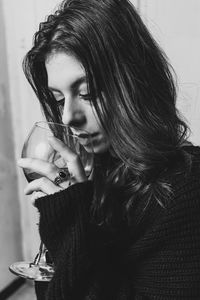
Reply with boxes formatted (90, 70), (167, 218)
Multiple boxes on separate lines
(34, 121), (91, 136)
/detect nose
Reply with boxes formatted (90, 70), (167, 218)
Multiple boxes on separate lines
(62, 97), (86, 128)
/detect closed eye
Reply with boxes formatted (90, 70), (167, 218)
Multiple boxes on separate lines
(79, 93), (92, 101)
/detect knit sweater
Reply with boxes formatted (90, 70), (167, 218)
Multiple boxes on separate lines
(34, 146), (200, 299)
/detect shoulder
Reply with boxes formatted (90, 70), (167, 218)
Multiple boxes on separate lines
(150, 146), (200, 245)
(166, 145), (200, 211)
(172, 145), (200, 187)
(182, 144), (200, 171)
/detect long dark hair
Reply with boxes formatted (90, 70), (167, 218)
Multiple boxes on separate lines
(23, 0), (189, 226)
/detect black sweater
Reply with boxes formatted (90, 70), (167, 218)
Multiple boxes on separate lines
(34, 146), (200, 299)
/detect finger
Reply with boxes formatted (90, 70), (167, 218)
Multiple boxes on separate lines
(18, 158), (73, 188)
(18, 158), (58, 182)
(47, 136), (78, 163)
(24, 177), (62, 195)
(48, 136), (87, 182)
(18, 157), (75, 188)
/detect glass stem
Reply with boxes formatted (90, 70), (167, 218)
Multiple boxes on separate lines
(33, 242), (46, 265)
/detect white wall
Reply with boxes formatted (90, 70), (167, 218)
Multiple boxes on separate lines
(138, 0), (200, 145)
(0, 0), (23, 290)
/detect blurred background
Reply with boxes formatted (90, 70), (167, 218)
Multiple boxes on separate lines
(0, 0), (200, 298)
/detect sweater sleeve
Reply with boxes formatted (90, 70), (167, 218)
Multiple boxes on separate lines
(34, 181), (93, 262)
(34, 180), (114, 300)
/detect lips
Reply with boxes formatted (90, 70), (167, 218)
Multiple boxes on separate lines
(80, 132), (98, 138)
(77, 133), (90, 139)
(74, 132), (99, 139)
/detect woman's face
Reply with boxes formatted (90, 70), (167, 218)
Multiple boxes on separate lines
(45, 52), (110, 154)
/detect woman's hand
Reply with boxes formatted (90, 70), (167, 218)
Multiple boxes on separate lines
(18, 136), (87, 204)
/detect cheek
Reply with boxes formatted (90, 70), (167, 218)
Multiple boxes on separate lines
(87, 105), (102, 127)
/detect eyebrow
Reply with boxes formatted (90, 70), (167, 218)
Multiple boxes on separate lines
(48, 76), (87, 93)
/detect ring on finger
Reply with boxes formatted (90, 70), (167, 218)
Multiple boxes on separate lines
(54, 168), (70, 186)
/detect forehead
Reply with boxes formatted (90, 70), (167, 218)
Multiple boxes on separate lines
(45, 52), (86, 88)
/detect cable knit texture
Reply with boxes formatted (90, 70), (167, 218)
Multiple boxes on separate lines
(34, 146), (200, 299)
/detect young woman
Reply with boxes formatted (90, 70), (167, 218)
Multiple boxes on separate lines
(19, 0), (200, 299)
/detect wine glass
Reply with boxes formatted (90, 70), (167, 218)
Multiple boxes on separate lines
(9, 121), (94, 281)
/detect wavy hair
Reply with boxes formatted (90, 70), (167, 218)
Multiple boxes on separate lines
(23, 0), (189, 226)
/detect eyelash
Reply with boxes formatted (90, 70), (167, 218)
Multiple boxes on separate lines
(55, 93), (92, 106)
(79, 93), (92, 101)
